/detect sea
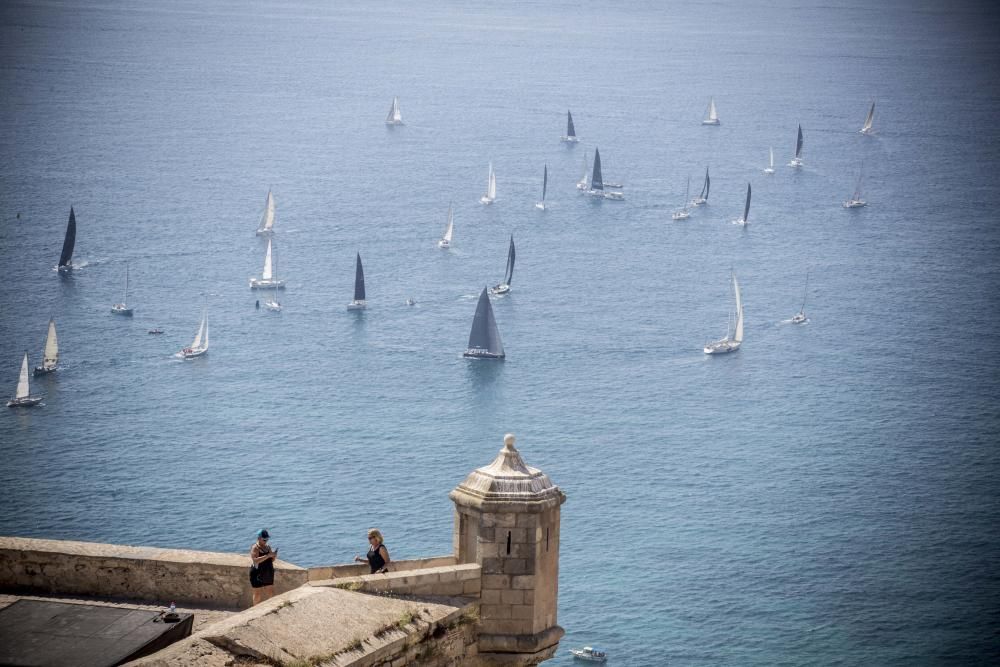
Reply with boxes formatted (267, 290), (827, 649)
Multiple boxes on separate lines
(1, 1), (999, 664)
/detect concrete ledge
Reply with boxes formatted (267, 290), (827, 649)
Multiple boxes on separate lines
(0, 537), (306, 609)
(310, 563), (480, 598)
(307, 554), (456, 581)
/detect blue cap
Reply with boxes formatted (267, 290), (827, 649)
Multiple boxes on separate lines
(257, 529), (269, 539)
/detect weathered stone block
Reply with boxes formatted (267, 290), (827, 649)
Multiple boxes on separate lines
(522, 590), (534, 605)
(515, 514), (538, 529)
(477, 542), (500, 559)
(480, 588), (501, 604)
(511, 604), (535, 620)
(462, 578), (481, 595)
(511, 575), (535, 590)
(482, 574), (510, 589)
(481, 557), (504, 574)
(502, 558), (528, 575)
(500, 589), (523, 605)
(495, 513), (517, 528)
(479, 525), (496, 542)
(481, 604), (511, 620)
(508, 528), (528, 544)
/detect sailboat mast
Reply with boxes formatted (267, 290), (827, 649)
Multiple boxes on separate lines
(542, 164), (547, 201)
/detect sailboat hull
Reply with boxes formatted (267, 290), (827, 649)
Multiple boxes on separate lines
(671, 210), (690, 220)
(561, 136), (579, 143)
(179, 348), (207, 359)
(250, 279), (286, 289)
(791, 313), (808, 324)
(32, 365), (56, 376)
(255, 229), (273, 236)
(690, 197), (706, 206)
(701, 119), (720, 126)
(463, 349), (505, 359)
(347, 300), (367, 311)
(480, 196), (495, 205)
(490, 284), (510, 296)
(788, 158), (803, 168)
(703, 341), (741, 354)
(111, 304), (134, 316)
(535, 202), (547, 210)
(438, 239), (450, 249)
(7, 396), (43, 407)
(763, 168), (775, 174)
(843, 200), (867, 208)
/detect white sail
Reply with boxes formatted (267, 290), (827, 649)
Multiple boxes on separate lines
(732, 274), (744, 344)
(16, 353), (30, 399)
(262, 239), (273, 281)
(443, 213), (454, 243)
(703, 97), (720, 125)
(386, 96), (403, 124)
(861, 100), (875, 134)
(487, 164), (496, 199)
(43, 319), (58, 369)
(191, 312), (206, 350)
(257, 190), (275, 233)
(204, 316), (209, 350)
(769, 147), (774, 168)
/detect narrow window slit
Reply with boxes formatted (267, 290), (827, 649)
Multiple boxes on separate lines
(506, 531), (512, 555)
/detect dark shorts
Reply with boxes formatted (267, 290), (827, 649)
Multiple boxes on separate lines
(249, 564), (274, 588)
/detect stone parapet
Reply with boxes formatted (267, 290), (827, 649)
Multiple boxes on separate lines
(308, 555), (456, 582)
(0, 536), (306, 609)
(311, 563), (481, 598)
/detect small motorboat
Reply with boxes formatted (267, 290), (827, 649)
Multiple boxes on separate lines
(570, 646), (607, 663)
(147, 328), (164, 335)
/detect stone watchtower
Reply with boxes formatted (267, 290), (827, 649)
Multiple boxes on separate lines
(450, 434), (567, 664)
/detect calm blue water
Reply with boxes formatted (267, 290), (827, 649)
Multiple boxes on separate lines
(2, 1), (999, 664)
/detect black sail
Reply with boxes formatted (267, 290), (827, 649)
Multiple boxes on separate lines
(704, 167), (711, 200)
(541, 165), (547, 201)
(743, 183), (751, 222)
(353, 252), (366, 301)
(566, 111), (576, 138)
(58, 207), (76, 268)
(795, 124), (803, 158)
(465, 287), (505, 358)
(504, 235), (515, 286)
(591, 147), (604, 191)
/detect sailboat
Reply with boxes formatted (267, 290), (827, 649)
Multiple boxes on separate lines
(385, 96), (403, 125)
(562, 111), (579, 142)
(588, 148), (624, 200)
(763, 147), (775, 174)
(8, 352), (43, 407)
(691, 167), (710, 206)
(264, 251), (282, 311)
(702, 97), (720, 125)
(463, 287), (505, 359)
(480, 162), (497, 204)
(535, 164), (548, 210)
(576, 152), (590, 191)
(33, 319), (59, 376)
(57, 207), (76, 272)
(671, 176), (692, 220)
(789, 124), (804, 167)
(347, 252), (367, 310)
(438, 204), (454, 249)
(843, 165), (867, 208)
(250, 239), (286, 289)
(255, 189), (275, 236)
(704, 272), (744, 354)
(111, 262), (134, 316)
(791, 271), (809, 324)
(178, 309), (209, 359)
(490, 235), (515, 296)
(732, 183), (751, 226)
(860, 100), (875, 135)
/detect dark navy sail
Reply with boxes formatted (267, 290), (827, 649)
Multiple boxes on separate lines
(58, 207), (76, 268)
(591, 148), (604, 191)
(541, 165), (547, 202)
(463, 287), (505, 359)
(353, 252), (366, 301)
(795, 124), (803, 159)
(504, 235), (515, 286)
(701, 167), (710, 200)
(743, 183), (751, 222)
(566, 111), (576, 138)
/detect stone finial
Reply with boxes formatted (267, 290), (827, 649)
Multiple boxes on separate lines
(449, 433), (565, 512)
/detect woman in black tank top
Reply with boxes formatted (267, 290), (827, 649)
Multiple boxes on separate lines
(249, 529), (278, 605)
(354, 528), (391, 573)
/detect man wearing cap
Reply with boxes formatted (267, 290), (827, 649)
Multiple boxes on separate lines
(249, 529), (278, 605)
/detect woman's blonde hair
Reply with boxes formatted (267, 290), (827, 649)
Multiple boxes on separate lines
(367, 529), (383, 545)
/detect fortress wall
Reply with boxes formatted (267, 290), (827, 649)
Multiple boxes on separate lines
(310, 562), (481, 597)
(0, 536), (306, 609)
(308, 554), (456, 581)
